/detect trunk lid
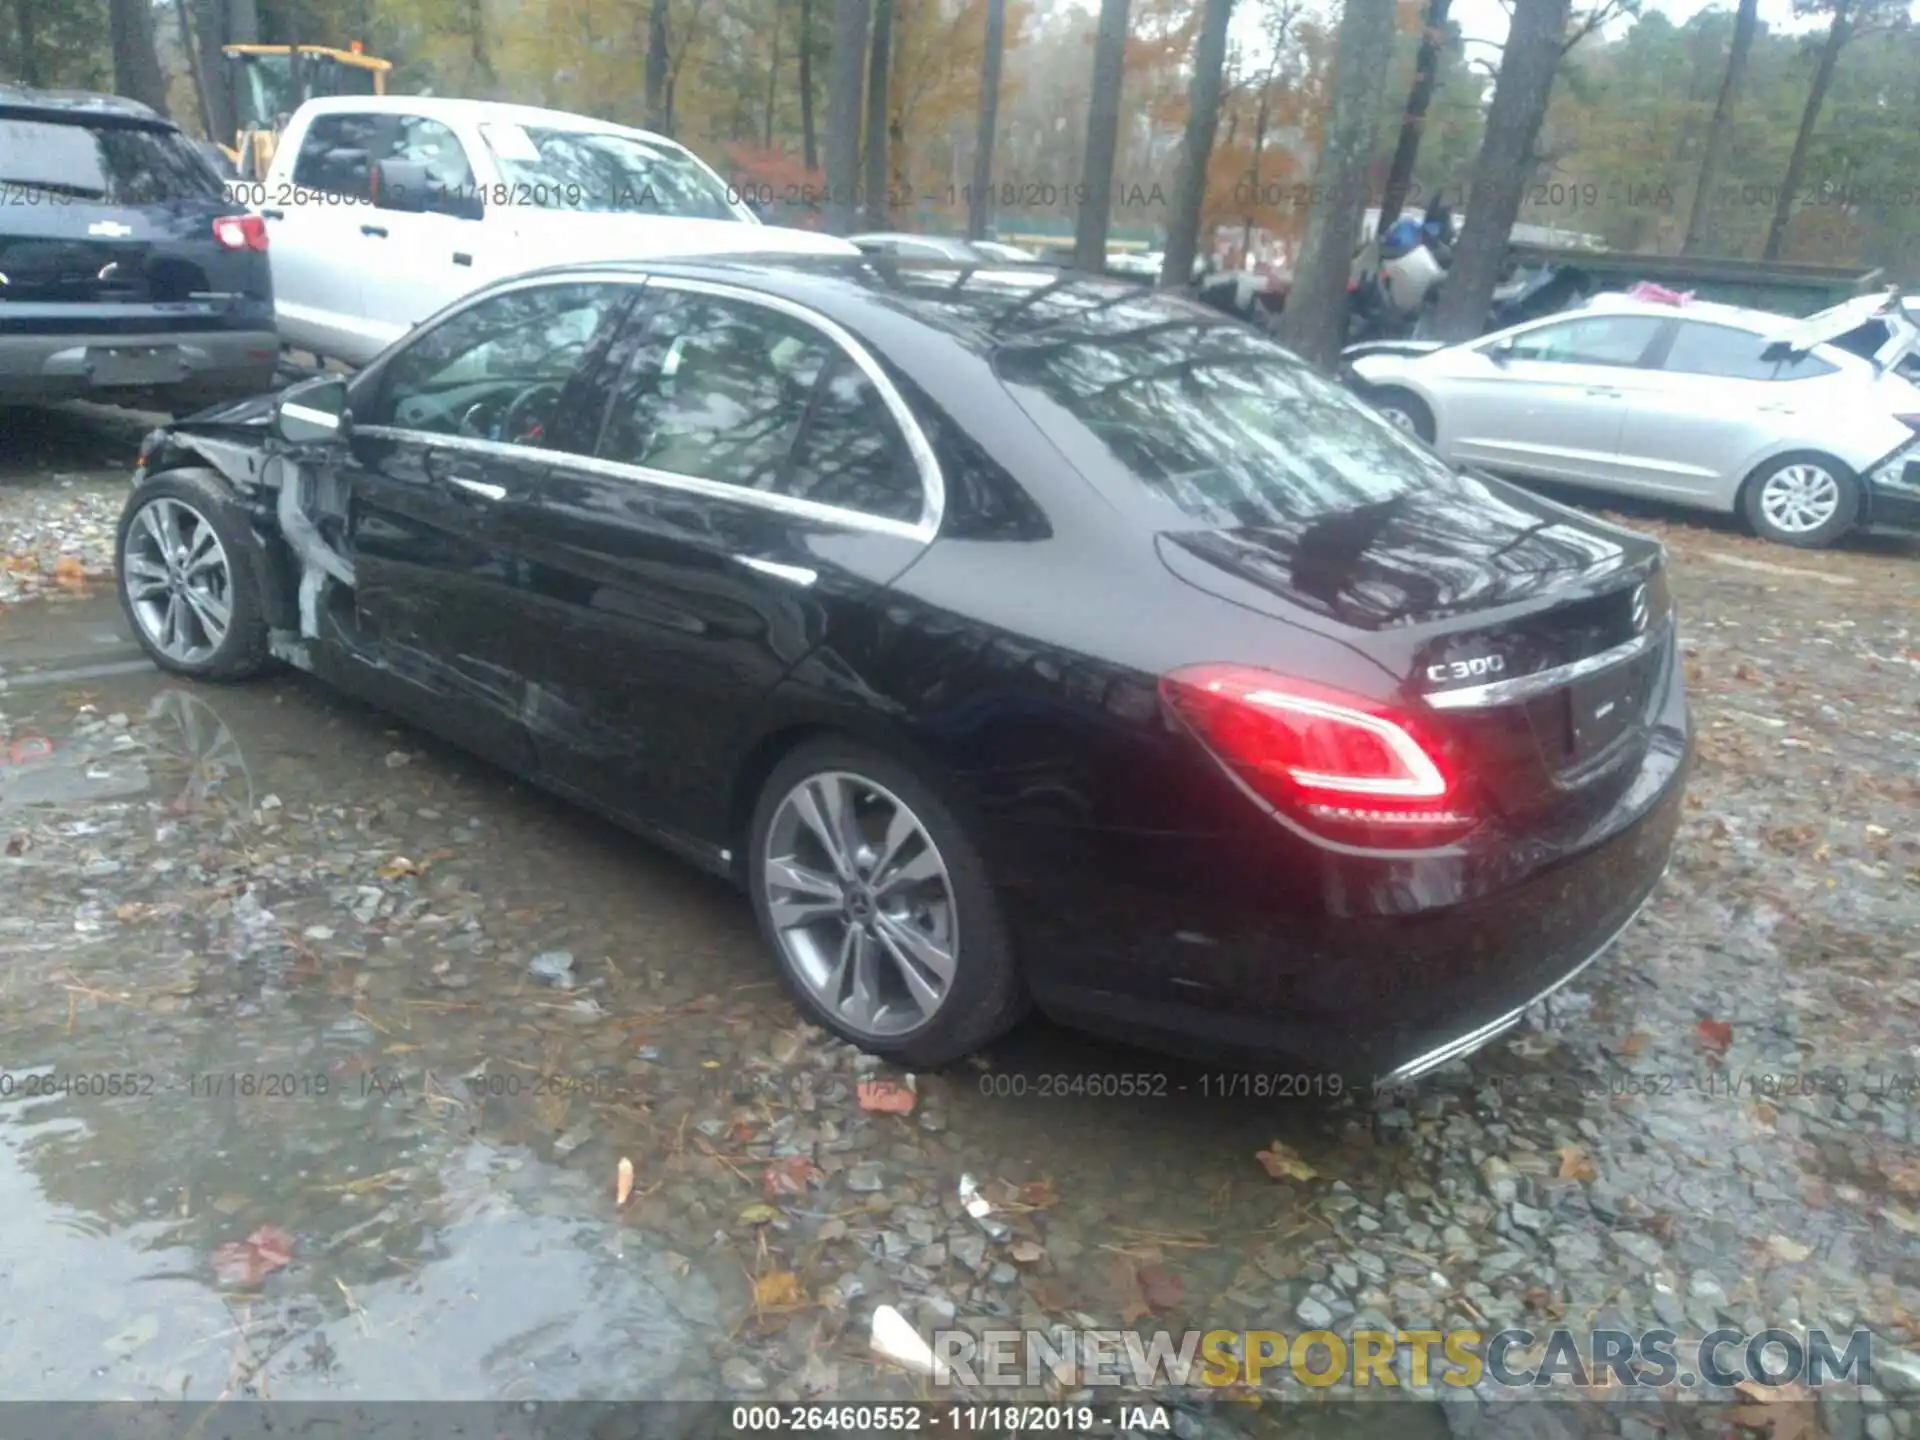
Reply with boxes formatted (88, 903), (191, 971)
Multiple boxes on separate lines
(1154, 472), (1673, 829)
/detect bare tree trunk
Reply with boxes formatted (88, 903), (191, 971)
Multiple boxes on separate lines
(1072, 0), (1131, 271)
(14, 0), (43, 87)
(466, 0), (495, 93)
(1161, 0), (1234, 287)
(174, 0), (217, 139)
(644, 0), (671, 133)
(966, 0), (1006, 239)
(1427, 0), (1571, 343)
(1242, 85), (1269, 254)
(1274, 0), (1399, 368)
(1763, 0), (1851, 262)
(1681, 0), (1756, 254)
(1377, 0), (1451, 236)
(110, 0), (172, 114)
(799, 0), (819, 171)
(765, 0), (782, 151)
(862, 0), (893, 228)
(824, 0), (869, 233)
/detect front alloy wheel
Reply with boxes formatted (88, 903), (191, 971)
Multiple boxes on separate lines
(123, 496), (233, 666)
(747, 740), (1027, 1067)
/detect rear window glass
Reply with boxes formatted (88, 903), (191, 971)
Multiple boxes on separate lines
(0, 117), (224, 203)
(994, 318), (1456, 528)
(1663, 322), (1837, 381)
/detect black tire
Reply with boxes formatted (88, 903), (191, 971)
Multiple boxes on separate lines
(115, 468), (275, 682)
(1741, 451), (1861, 549)
(747, 737), (1028, 1068)
(1367, 386), (1436, 444)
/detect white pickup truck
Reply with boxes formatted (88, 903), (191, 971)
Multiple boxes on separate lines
(250, 95), (857, 366)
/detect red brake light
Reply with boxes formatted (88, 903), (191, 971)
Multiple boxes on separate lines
(212, 215), (269, 252)
(1160, 664), (1474, 846)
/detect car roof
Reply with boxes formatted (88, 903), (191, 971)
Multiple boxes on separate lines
(0, 84), (173, 126)
(298, 93), (685, 148)
(1573, 292), (1783, 334)
(497, 253), (1222, 358)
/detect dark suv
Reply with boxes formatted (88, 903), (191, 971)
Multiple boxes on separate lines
(0, 87), (278, 413)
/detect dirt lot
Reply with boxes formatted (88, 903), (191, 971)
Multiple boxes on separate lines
(0, 406), (1915, 1438)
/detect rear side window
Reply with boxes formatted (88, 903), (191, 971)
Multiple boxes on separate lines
(996, 318), (1458, 528)
(0, 117), (223, 203)
(1662, 322), (1837, 381)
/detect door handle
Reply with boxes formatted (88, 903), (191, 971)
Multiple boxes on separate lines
(360, 223), (389, 238)
(735, 555), (817, 587)
(453, 252), (473, 267)
(260, 207), (285, 220)
(447, 476), (507, 502)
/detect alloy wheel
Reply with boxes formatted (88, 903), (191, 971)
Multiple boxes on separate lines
(761, 770), (958, 1040)
(123, 497), (234, 666)
(1379, 405), (1420, 437)
(1758, 463), (1841, 535)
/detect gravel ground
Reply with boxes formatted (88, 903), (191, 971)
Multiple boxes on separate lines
(0, 409), (1916, 1438)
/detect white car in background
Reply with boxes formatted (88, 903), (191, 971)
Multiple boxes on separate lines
(1343, 290), (1920, 547)
(254, 96), (857, 366)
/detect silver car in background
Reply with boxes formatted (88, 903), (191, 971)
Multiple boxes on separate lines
(1343, 291), (1920, 547)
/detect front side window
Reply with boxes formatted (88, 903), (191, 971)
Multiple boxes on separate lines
(996, 313), (1458, 529)
(1502, 316), (1665, 367)
(480, 124), (747, 221)
(369, 282), (627, 446)
(0, 117), (223, 203)
(1662, 322), (1838, 381)
(291, 112), (383, 197)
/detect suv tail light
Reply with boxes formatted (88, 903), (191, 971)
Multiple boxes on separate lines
(1161, 664), (1475, 847)
(212, 215), (269, 252)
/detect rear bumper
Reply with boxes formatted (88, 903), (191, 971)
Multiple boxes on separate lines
(1013, 656), (1692, 1087)
(0, 328), (280, 406)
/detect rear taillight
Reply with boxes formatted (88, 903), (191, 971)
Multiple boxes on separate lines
(212, 215), (269, 252)
(1161, 664), (1475, 847)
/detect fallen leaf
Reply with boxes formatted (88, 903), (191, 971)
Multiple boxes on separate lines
(376, 856), (418, 879)
(857, 1080), (916, 1114)
(1881, 1203), (1920, 1235)
(1766, 1234), (1812, 1263)
(738, 1203), (781, 1226)
(1728, 1379), (1819, 1440)
(1017, 1179), (1059, 1209)
(1883, 1160), (1920, 1198)
(1008, 1239), (1045, 1264)
(1557, 1145), (1596, 1182)
(752, 1270), (805, 1309)
(1254, 1140), (1317, 1182)
(210, 1224), (295, 1286)
(1617, 1032), (1650, 1057)
(1029, 1277), (1078, 1314)
(761, 1155), (821, 1197)
(1137, 1264), (1183, 1311)
(53, 555), (86, 588)
(1696, 1018), (1734, 1052)
(616, 1157), (634, 1207)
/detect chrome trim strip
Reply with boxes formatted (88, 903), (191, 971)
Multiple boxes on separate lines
(1425, 617), (1669, 711)
(352, 274), (945, 545)
(736, 555), (818, 586)
(1373, 879), (1660, 1089)
(449, 476), (507, 501)
(280, 401), (340, 429)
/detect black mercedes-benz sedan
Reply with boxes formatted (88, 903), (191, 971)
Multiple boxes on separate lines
(114, 255), (1690, 1088)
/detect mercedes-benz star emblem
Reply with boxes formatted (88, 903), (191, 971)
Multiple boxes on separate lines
(1630, 584), (1649, 634)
